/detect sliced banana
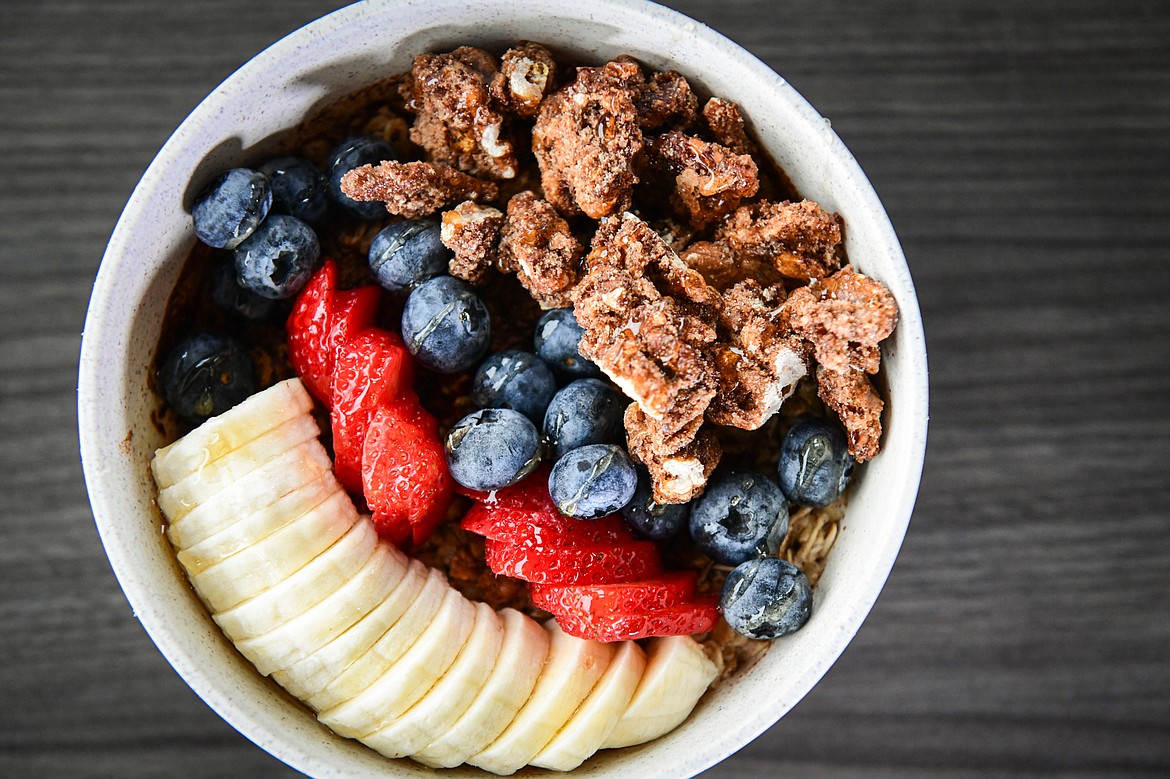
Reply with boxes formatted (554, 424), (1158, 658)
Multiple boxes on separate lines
(601, 635), (719, 750)
(152, 378), (313, 489)
(361, 602), (504, 759)
(411, 608), (549, 769)
(533, 639), (647, 771)
(468, 620), (614, 776)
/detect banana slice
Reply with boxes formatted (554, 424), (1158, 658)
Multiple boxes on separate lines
(361, 602), (504, 759)
(532, 639), (647, 771)
(411, 608), (549, 770)
(157, 413), (319, 518)
(305, 567), (451, 713)
(165, 441), (334, 548)
(468, 620), (614, 776)
(152, 378), (313, 489)
(601, 635), (718, 750)
(212, 512), (385, 642)
(275, 559), (429, 701)
(319, 586), (477, 739)
(189, 489), (356, 612)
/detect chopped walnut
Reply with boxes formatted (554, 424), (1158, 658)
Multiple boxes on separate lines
(340, 161), (499, 220)
(702, 97), (755, 156)
(496, 192), (584, 309)
(531, 60), (644, 219)
(646, 131), (759, 229)
(781, 264), (899, 374)
(678, 241), (781, 292)
(404, 47), (519, 180)
(635, 68), (699, 131)
(626, 404), (721, 504)
(816, 365), (884, 461)
(716, 199), (843, 281)
(491, 42), (557, 118)
(441, 201), (504, 284)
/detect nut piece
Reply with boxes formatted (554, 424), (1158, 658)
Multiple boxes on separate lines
(678, 241), (781, 292)
(491, 42), (557, 117)
(532, 60), (645, 219)
(340, 161), (499, 220)
(815, 365), (884, 461)
(497, 192), (584, 309)
(634, 67), (699, 131)
(405, 47), (519, 180)
(441, 201), (504, 284)
(626, 404), (721, 504)
(702, 97), (755, 156)
(716, 199), (844, 281)
(646, 131), (760, 229)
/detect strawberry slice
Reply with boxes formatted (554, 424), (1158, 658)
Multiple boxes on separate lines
(529, 571), (698, 615)
(456, 466), (553, 509)
(552, 597), (720, 643)
(286, 260), (337, 403)
(331, 329), (413, 493)
(483, 537), (663, 585)
(462, 506), (636, 547)
(329, 285), (381, 359)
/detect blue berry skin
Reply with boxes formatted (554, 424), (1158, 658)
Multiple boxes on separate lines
(542, 378), (626, 459)
(533, 308), (602, 381)
(720, 558), (812, 640)
(401, 276), (491, 373)
(192, 168), (272, 249)
(369, 219), (451, 293)
(158, 333), (257, 424)
(210, 258), (280, 321)
(258, 156), (331, 228)
(446, 408), (542, 491)
(472, 350), (557, 424)
(689, 469), (789, 566)
(620, 466), (690, 540)
(548, 444), (638, 519)
(778, 418), (855, 507)
(328, 136), (398, 219)
(234, 215), (321, 300)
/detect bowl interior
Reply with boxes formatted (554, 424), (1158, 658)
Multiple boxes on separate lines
(78, 1), (928, 777)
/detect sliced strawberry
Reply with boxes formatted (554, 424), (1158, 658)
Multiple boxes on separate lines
(462, 507), (636, 547)
(331, 329), (413, 493)
(456, 466), (553, 509)
(286, 260), (337, 403)
(329, 285), (381, 358)
(372, 510), (413, 548)
(553, 597), (720, 643)
(362, 398), (452, 547)
(529, 571), (698, 616)
(483, 537), (662, 585)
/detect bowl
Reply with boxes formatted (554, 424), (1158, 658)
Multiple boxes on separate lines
(77, 0), (929, 776)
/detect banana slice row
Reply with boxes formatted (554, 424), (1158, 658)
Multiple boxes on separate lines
(152, 378), (718, 774)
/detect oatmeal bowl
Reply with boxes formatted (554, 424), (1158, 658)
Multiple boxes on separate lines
(78, 0), (928, 776)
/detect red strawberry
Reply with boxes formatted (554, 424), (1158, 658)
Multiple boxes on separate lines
(286, 260), (337, 403)
(483, 537), (663, 585)
(529, 571), (698, 615)
(552, 598), (720, 643)
(362, 398), (452, 547)
(329, 285), (381, 359)
(455, 466), (553, 509)
(462, 506), (635, 547)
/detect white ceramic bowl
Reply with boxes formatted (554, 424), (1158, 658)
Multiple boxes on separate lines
(78, 1), (928, 776)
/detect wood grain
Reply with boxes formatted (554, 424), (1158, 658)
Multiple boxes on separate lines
(2, 0), (1168, 776)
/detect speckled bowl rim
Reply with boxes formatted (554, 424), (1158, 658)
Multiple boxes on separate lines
(78, 1), (929, 777)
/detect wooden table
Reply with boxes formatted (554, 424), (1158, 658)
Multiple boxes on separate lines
(3, 0), (1168, 775)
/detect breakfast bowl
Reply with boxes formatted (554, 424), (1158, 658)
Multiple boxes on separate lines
(77, 0), (929, 776)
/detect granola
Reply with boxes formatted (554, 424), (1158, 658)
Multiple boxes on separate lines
(645, 130), (759, 229)
(497, 192), (584, 309)
(441, 201), (505, 285)
(716, 199), (844, 281)
(340, 161), (498, 220)
(491, 42), (558, 118)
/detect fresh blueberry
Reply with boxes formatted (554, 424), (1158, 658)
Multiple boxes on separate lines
(720, 557), (812, 640)
(620, 465), (690, 540)
(534, 308), (602, 381)
(548, 444), (638, 519)
(258, 156), (331, 228)
(158, 333), (257, 423)
(543, 378), (626, 459)
(445, 408), (542, 491)
(234, 214), (320, 299)
(192, 168), (272, 249)
(472, 350), (557, 424)
(689, 469), (789, 566)
(328, 136), (397, 219)
(369, 219), (450, 293)
(778, 417), (855, 507)
(210, 258), (280, 321)
(401, 276), (491, 373)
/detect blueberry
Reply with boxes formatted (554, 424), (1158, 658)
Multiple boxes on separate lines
(548, 444), (638, 519)
(192, 168), (272, 249)
(620, 465), (690, 540)
(369, 219), (450, 293)
(210, 258), (280, 321)
(720, 558), (812, 640)
(258, 156), (331, 228)
(534, 308), (602, 381)
(234, 214), (320, 299)
(158, 333), (257, 423)
(543, 378), (626, 459)
(689, 469), (789, 566)
(328, 136), (398, 219)
(472, 350), (557, 424)
(778, 418), (855, 507)
(446, 408), (542, 491)
(401, 276), (491, 373)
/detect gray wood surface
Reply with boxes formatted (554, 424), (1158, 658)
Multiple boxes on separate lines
(3, 0), (1169, 776)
